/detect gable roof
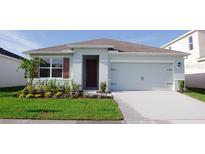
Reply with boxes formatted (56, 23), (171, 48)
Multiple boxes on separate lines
(161, 30), (204, 48)
(0, 48), (24, 60)
(24, 38), (188, 56)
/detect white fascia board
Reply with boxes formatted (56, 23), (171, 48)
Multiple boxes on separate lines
(108, 51), (187, 57)
(161, 30), (196, 48)
(198, 57), (205, 62)
(32, 55), (72, 58)
(110, 59), (175, 63)
(24, 49), (74, 55)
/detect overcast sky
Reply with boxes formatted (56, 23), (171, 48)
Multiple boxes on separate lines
(0, 30), (188, 57)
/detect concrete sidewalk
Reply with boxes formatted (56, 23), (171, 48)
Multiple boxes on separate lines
(0, 119), (125, 124)
(1, 119), (205, 124)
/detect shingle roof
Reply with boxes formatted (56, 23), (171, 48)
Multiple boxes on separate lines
(0, 48), (24, 60)
(25, 38), (188, 56)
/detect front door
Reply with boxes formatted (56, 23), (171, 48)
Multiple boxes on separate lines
(85, 59), (98, 88)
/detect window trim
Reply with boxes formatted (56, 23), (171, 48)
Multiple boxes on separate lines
(39, 57), (64, 79)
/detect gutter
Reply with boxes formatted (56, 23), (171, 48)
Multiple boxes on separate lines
(108, 51), (190, 57)
(23, 49), (74, 54)
(198, 57), (205, 62)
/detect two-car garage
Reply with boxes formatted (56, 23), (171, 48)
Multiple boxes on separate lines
(110, 62), (174, 91)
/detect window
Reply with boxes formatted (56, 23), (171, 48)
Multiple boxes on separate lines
(169, 46), (172, 50)
(39, 58), (63, 78)
(52, 58), (63, 78)
(40, 58), (50, 77)
(188, 36), (193, 50)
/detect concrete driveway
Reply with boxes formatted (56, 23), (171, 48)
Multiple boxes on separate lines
(113, 91), (205, 124)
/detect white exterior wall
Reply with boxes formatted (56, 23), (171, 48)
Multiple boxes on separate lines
(164, 31), (205, 74)
(29, 49), (109, 90)
(0, 54), (26, 87)
(72, 48), (108, 89)
(198, 31), (205, 57)
(109, 54), (185, 91)
(28, 50), (185, 91)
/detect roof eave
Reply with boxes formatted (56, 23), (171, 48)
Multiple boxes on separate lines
(23, 49), (74, 55)
(108, 51), (189, 56)
(198, 57), (205, 62)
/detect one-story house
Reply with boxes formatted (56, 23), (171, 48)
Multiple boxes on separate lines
(0, 48), (26, 87)
(24, 38), (189, 91)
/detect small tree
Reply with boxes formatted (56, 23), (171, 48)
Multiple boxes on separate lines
(178, 80), (185, 92)
(19, 59), (41, 85)
(100, 81), (107, 93)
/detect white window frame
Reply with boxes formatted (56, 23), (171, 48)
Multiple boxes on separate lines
(39, 57), (63, 79)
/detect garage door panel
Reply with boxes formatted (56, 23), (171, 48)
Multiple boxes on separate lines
(110, 63), (173, 91)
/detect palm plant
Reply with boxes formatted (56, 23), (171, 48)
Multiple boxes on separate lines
(19, 58), (42, 85)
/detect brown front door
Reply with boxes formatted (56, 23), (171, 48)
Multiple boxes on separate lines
(86, 59), (98, 88)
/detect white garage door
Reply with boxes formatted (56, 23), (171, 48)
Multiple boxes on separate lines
(110, 63), (173, 91)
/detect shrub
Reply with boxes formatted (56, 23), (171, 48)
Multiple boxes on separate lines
(19, 93), (25, 98)
(71, 90), (84, 98)
(44, 80), (51, 92)
(54, 91), (63, 98)
(45, 91), (52, 98)
(36, 80), (44, 92)
(45, 79), (60, 92)
(25, 84), (35, 94)
(26, 93), (34, 98)
(71, 92), (81, 98)
(13, 90), (24, 97)
(71, 80), (80, 92)
(100, 81), (107, 93)
(63, 80), (72, 94)
(13, 80), (84, 99)
(34, 94), (42, 98)
(77, 90), (84, 97)
(17, 88), (29, 95)
(62, 93), (70, 98)
(178, 80), (185, 92)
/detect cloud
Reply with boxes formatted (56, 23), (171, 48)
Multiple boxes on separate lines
(0, 31), (42, 56)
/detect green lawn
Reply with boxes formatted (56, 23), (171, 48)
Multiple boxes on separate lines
(185, 88), (205, 102)
(0, 87), (123, 120)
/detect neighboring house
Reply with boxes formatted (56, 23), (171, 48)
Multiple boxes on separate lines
(162, 30), (205, 88)
(0, 48), (26, 87)
(24, 38), (188, 91)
